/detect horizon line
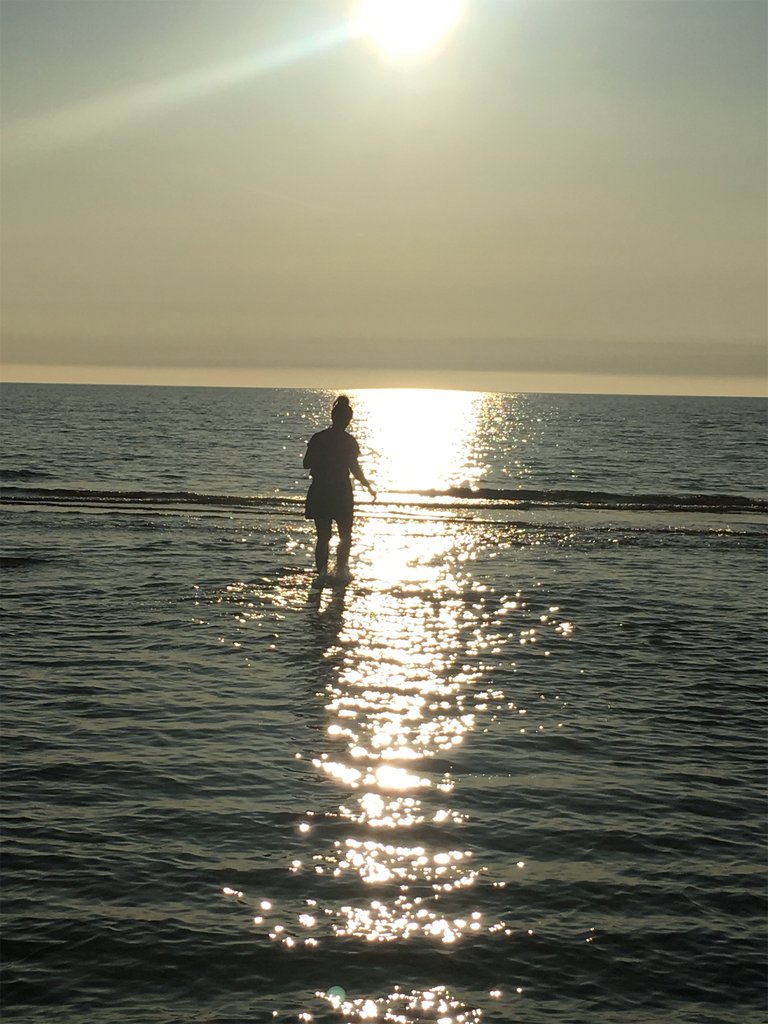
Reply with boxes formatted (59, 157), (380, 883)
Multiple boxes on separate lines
(2, 363), (766, 399)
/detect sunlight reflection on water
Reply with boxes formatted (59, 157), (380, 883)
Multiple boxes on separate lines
(348, 389), (491, 494)
(299, 513), (498, 948)
(318, 982), (489, 1021)
(222, 391), (574, 1019)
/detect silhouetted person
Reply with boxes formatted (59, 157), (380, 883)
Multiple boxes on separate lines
(303, 395), (376, 585)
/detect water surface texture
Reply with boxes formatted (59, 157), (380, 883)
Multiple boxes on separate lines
(1, 385), (766, 1023)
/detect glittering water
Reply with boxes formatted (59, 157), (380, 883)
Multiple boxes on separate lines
(1, 385), (766, 1023)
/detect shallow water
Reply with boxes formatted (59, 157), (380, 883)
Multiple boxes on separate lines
(1, 385), (766, 1022)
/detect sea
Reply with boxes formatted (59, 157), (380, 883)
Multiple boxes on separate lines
(1, 383), (766, 1024)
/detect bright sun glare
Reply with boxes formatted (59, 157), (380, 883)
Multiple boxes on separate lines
(356, 0), (464, 60)
(351, 389), (484, 493)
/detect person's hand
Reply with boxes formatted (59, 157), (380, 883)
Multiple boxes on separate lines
(368, 484), (377, 502)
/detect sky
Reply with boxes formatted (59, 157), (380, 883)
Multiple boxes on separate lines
(1, 0), (766, 395)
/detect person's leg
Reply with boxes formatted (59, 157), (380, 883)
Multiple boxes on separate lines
(314, 519), (332, 576)
(335, 517), (353, 579)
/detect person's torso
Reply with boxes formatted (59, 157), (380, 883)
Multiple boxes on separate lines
(307, 428), (358, 485)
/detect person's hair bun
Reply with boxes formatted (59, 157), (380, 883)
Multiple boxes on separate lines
(331, 394), (353, 424)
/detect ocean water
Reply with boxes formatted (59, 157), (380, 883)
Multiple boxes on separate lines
(1, 383), (766, 1024)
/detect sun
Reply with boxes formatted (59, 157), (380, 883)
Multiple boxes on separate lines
(355, 0), (464, 61)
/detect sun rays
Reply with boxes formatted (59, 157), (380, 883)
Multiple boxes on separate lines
(3, 3), (465, 164)
(2, 23), (353, 163)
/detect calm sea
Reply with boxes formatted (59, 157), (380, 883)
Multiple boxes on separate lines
(1, 384), (766, 1024)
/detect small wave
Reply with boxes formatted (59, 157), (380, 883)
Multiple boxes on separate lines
(408, 486), (768, 515)
(0, 485), (302, 511)
(1, 484), (766, 516)
(0, 468), (53, 481)
(0, 554), (48, 570)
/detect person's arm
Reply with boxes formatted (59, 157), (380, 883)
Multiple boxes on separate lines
(303, 436), (315, 471)
(350, 457), (376, 500)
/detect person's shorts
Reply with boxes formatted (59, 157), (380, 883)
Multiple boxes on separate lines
(305, 480), (354, 524)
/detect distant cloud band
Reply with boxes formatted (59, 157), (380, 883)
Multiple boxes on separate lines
(3, 335), (764, 380)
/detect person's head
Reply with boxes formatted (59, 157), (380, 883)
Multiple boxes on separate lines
(331, 394), (353, 429)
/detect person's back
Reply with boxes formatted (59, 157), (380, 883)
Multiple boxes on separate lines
(304, 425), (359, 485)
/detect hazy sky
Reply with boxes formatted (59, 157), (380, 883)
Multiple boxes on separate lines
(1, 0), (766, 394)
